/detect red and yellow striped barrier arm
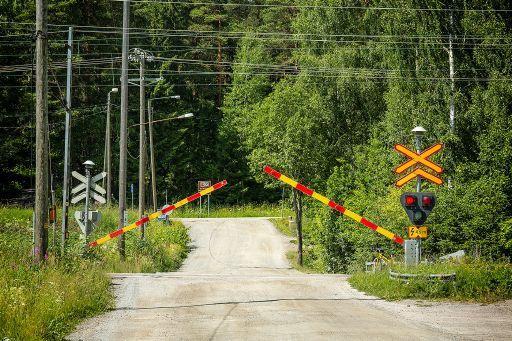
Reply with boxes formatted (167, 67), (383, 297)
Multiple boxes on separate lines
(89, 180), (228, 247)
(264, 166), (404, 245)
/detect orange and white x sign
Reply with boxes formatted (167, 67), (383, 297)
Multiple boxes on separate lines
(394, 143), (443, 187)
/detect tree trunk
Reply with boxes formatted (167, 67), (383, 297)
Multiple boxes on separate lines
(448, 9), (455, 132)
(292, 189), (303, 266)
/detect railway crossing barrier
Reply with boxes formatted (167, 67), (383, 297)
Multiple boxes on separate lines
(88, 180), (227, 247)
(263, 165), (404, 245)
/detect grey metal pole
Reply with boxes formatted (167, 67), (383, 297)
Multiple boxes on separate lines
(145, 95), (180, 212)
(83, 161), (94, 246)
(106, 92), (112, 205)
(34, 0), (49, 263)
(412, 126), (426, 265)
(414, 135), (423, 192)
(138, 57), (146, 240)
(61, 26), (73, 255)
(148, 101), (157, 212)
(118, 0), (130, 259)
(102, 93), (109, 190)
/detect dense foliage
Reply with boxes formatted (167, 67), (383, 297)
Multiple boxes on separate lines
(1, 1), (511, 270)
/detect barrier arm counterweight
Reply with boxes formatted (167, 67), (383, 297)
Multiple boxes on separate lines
(89, 180), (227, 247)
(264, 166), (404, 245)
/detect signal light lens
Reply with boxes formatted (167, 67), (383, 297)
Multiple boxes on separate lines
(413, 211), (424, 224)
(422, 196), (433, 207)
(405, 195), (416, 206)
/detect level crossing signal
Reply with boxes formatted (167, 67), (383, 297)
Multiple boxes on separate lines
(400, 192), (436, 226)
(394, 143), (443, 187)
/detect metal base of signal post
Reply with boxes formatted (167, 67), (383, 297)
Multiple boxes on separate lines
(404, 239), (420, 266)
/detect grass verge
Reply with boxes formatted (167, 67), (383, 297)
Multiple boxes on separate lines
(270, 217), (325, 274)
(0, 206), (190, 340)
(349, 260), (512, 302)
(269, 217), (294, 237)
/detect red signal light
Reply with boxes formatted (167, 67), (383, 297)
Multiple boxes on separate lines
(422, 195), (433, 206)
(405, 195), (416, 206)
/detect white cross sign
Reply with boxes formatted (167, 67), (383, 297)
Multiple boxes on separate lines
(71, 171), (107, 204)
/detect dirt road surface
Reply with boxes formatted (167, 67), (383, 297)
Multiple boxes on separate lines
(68, 218), (512, 340)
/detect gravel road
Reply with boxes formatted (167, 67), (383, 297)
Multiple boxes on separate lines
(68, 218), (512, 340)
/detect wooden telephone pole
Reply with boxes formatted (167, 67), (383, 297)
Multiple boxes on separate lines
(118, 0), (130, 258)
(34, 0), (49, 262)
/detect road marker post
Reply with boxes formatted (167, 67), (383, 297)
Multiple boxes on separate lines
(263, 166), (404, 245)
(88, 180), (227, 247)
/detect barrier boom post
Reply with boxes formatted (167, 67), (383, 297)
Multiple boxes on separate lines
(263, 166), (404, 245)
(89, 180), (227, 247)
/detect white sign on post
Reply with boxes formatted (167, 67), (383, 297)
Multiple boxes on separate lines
(71, 169), (106, 236)
(71, 171), (107, 204)
(197, 180), (211, 191)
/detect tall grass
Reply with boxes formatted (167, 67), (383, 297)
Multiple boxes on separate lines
(270, 217), (326, 273)
(349, 260), (512, 302)
(0, 206), (190, 340)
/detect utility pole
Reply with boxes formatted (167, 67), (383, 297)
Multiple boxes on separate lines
(61, 26), (73, 255)
(104, 87), (118, 205)
(118, 0), (130, 259)
(34, 0), (49, 263)
(129, 48), (153, 240)
(138, 55), (146, 239)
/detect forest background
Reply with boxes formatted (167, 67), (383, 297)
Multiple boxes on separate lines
(1, 0), (511, 271)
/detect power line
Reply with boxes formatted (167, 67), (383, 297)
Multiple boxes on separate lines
(2, 21), (510, 41)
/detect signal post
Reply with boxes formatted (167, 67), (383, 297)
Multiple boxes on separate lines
(394, 126), (443, 266)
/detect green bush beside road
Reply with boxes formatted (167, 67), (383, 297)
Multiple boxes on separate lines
(0, 206), (190, 340)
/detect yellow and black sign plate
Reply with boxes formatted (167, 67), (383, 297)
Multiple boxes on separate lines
(408, 226), (428, 239)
